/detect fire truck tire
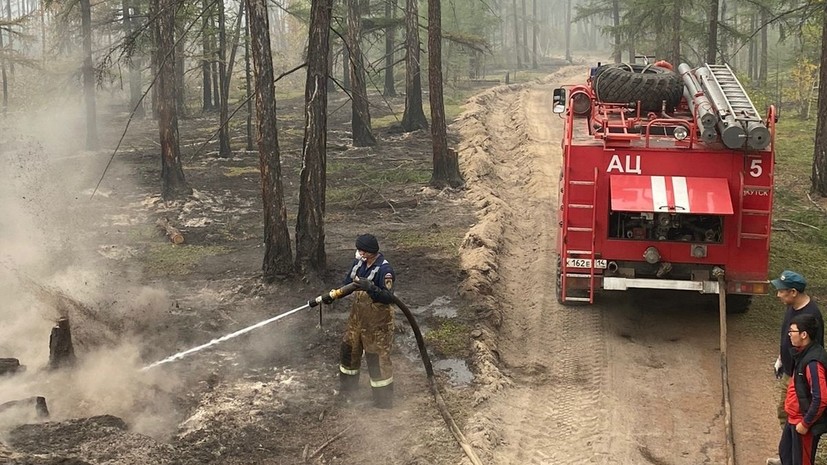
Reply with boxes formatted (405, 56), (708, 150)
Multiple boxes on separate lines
(725, 295), (752, 314)
(592, 64), (683, 112)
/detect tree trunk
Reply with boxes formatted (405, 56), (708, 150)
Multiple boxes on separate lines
(342, 45), (350, 91)
(749, 14), (756, 80)
(671, 0), (680, 66)
(124, 0), (145, 118)
(383, 0), (397, 97)
(154, 0), (191, 200)
(211, 15), (220, 108)
(532, 0), (537, 68)
(759, 9), (768, 87)
(0, 22), (6, 114)
(246, 0), (294, 279)
(175, 20), (186, 118)
(296, 0), (332, 274)
(512, 0), (521, 68)
(611, 0), (621, 63)
(564, 0), (571, 63)
(400, 0), (427, 131)
(521, 0), (528, 65)
(347, 0), (376, 147)
(427, 0), (462, 188)
(80, 0), (98, 149)
(217, 0), (231, 157)
(707, 0), (719, 63)
(812, 2), (827, 196)
(328, 42), (337, 92)
(244, 1), (254, 151)
(202, 0), (213, 111)
(6, 0), (13, 75)
(719, 0), (728, 63)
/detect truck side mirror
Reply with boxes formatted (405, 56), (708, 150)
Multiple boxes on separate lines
(553, 88), (567, 114)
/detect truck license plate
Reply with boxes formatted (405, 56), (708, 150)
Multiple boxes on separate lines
(566, 258), (608, 269)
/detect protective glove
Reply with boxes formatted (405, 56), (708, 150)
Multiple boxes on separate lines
(774, 356), (783, 379)
(353, 276), (379, 293)
(321, 292), (335, 305)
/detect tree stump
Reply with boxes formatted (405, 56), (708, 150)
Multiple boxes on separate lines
(0, 396), (49, 418)
(49, 318), (76, 369)
(156, 217), (184, 244)
(0, 358), (22, 375)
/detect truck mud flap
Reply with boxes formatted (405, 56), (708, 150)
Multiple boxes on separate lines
(603, 277), (719, 294)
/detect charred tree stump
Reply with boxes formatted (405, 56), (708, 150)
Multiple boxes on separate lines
(0, 396), (49, 418)
(49, 318), (76, 369)
(157, 217), (185, 244)
(0, 358), (22, 375)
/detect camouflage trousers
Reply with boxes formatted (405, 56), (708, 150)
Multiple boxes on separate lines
(339, 291), (394, 387)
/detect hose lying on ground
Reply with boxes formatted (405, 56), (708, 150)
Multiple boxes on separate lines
(390, 294), (486, 465)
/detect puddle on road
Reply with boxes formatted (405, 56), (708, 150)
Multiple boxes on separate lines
(411, 296), (457, 318)
(433, 358), (474, 386)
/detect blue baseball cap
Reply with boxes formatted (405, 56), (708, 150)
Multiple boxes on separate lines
(771, 270), (807, 292)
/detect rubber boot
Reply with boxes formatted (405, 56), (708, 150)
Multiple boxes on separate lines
(338, 372), (359, 405)
(371, 383), (393, 409)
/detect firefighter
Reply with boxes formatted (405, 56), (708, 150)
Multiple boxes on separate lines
(335, 233), (396, 408)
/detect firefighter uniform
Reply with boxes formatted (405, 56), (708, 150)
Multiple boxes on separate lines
(339, 235), (396, 408)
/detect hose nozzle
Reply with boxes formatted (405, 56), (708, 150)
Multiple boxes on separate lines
(308, 282), (359, 307)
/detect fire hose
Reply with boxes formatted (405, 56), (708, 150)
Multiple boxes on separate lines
(143, 282), (485, 465)
(308, 281), (485, 465)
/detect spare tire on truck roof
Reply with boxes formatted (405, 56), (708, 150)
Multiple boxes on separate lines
(593, 63), (683, 112)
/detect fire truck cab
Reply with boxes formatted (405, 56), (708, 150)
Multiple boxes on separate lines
(554, 62), (775, 312)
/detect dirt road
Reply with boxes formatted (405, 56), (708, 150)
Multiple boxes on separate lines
(455, 66), (781, 464)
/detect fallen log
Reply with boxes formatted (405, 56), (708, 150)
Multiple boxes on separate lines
(156, 217), (184, 245)
(0, 358), (23, 376)
(0, 396), (49, 418)
(49, 318), (76, 369)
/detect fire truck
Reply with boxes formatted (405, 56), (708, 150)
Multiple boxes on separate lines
(553, 61), (775, 312)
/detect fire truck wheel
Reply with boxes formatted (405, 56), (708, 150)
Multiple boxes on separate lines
(592, 63), (683, 112)
(725, 295), (752, 314)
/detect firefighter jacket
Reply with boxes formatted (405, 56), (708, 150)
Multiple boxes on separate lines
(786, 342), (827, 435)
(343, 254), (395, 303)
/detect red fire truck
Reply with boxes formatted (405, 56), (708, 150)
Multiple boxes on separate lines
(553, 61), (775, 312)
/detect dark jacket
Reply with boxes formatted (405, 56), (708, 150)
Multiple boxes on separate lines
(781, 300), (824, 376)
(792, 342), (827, 435)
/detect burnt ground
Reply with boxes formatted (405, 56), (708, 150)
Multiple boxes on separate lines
(0, 69), (509, 465)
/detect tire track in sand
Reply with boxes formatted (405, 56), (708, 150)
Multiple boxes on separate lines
(456, 67), (609, 464)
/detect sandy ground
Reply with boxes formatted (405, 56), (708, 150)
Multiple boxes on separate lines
(0, 63), (784, 465)
(454, 66), (782, 464)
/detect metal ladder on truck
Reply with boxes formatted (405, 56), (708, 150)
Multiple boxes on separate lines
(559, 167), (599, 304)
(737, 170), (773, 250)
(703, 63), (764, 125)
(704, 63), (773, 250)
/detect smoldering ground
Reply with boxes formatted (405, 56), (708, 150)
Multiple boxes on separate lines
(0, 103), (188, 439)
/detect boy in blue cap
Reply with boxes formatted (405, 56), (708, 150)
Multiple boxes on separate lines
(768, 271), (825, 465)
